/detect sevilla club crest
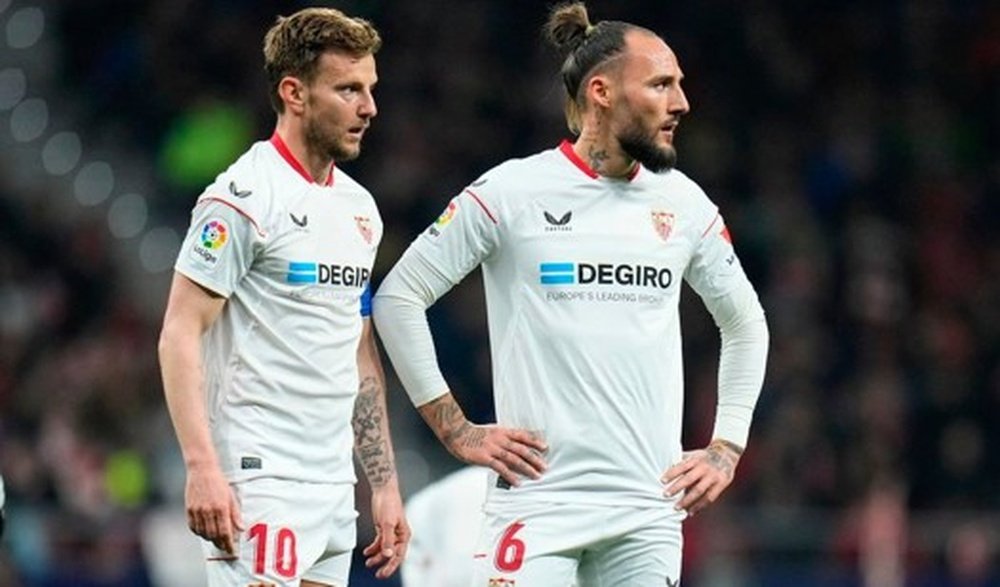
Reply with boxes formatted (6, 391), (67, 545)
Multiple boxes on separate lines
(355, 216), (373, 244)
(651, 210), (675, 241)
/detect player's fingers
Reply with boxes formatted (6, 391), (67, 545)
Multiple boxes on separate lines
(497, 444), (543, 479)
(377, 523), (397, 558)
(194, 508), (215, 541)
(677, 477), (714, 511)
(507, 428), (548, 452)
(661, 457), (697, 484)
(229, 491), (244, 531)
(362, 536), (381, 557)
(215, 510), (236, 555)
(186, 509), (200, 536)
(376, 553), (403, 579)
(508, 439), (548, 473)
(664, 466), (701, 496)
(490, 456), (521, 487)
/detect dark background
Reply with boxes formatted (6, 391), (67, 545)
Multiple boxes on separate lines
(0, 0), (997, 585)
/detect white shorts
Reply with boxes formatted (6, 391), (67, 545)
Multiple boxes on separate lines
(472, 500), (683, 587)
(201, 478), (357, 587)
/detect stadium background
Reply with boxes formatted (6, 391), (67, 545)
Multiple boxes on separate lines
(0, 0), (997, 585)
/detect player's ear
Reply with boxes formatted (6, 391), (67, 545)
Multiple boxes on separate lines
(585, 74), (613, 110)
(278, 76), (307, 115)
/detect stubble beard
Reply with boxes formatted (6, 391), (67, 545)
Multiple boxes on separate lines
(618, 116), (677, 173)
(305, 114), (360, 163)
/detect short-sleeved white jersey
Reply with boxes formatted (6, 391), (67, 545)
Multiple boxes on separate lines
(407, 142), (748, 507)
(174, 133), (382, 484)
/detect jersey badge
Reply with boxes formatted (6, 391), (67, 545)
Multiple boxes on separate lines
(190, 218), (229, 267)
(428, 200), (457, 237)
(355, 216), (373, 244)
(651, 210), (675, 241)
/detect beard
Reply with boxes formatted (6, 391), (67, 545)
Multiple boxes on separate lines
(304, 113), (360, 162)
(618, 116), (677, 173)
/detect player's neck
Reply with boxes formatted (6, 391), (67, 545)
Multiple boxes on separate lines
(273, 119), (334, 184)
(572, 130), (637, 179)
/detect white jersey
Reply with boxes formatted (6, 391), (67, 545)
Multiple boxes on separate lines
(402, 142), (753, 507)
(175, 133), (382, 484)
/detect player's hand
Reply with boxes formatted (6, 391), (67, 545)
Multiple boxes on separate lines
(185, 463), (243, 555)
(662, 439), (742, 516)
(447, 424), (548, 488)
(364, 481), (410, 579)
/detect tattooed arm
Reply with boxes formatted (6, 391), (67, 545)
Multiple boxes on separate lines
(354, 318), (409, 579)
(417, 393), (548, 487)
(662, 439), (744, 516)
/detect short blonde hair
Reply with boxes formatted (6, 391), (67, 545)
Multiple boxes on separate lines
(263, 7), (382, 113)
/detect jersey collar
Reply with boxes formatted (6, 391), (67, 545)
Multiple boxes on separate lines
(558, 140), (641, 182)
(270, 132), (335, 186)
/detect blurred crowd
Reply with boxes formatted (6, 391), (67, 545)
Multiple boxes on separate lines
(0, 0), (997, 585)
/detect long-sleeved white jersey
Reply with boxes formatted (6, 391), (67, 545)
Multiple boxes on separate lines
(175, 133), (382, 485)
(375, 141), (767, 507)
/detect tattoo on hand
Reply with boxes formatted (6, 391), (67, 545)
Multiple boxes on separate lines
(353, 375), (394, 487)
(705, 440), (741, 480)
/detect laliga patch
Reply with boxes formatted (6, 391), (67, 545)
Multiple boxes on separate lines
(427, 200), (458, 237)
(189, 217), (229, 268)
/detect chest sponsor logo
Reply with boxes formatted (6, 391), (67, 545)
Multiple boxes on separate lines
(355, 215), (373, 244)
(651, 210), (675, 241)
(543, 210), (572, 232)
(286, 261), (370, 287)
(539, 262), (673, 288)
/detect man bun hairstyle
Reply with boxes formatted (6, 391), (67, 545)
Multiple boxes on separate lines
(264, 7), (382, 114)
(545, 2), (644, 134)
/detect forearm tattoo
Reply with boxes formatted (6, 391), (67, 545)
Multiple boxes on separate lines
(706, 439), (742, 479)
(428, 397), (484, 452)
(352, 375), (395, 488)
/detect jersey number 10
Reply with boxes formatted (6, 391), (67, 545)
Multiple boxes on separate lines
(248, 522), (298, 578)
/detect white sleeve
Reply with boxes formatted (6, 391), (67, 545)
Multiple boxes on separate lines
(174, 196), (266, 297)
(374, 190), (501, 407)
(685, 214), (769, 448)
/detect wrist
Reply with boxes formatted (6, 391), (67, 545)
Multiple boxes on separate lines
(370, 474), (400, 493)
(708, 438), (743, 457)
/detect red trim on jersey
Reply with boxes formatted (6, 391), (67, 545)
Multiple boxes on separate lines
(464, 189), (499, 224)
(200, 196), (267, 237)
(269, 132), (335, 186)
(559, 140), (599, 179)
(700, 212), (721, 239)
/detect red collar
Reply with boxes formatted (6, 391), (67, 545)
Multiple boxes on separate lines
(269, 132), (335, 186)
(558, 140), (640, 181)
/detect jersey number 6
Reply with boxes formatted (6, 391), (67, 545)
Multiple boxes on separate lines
(494, 521), (526, 572)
